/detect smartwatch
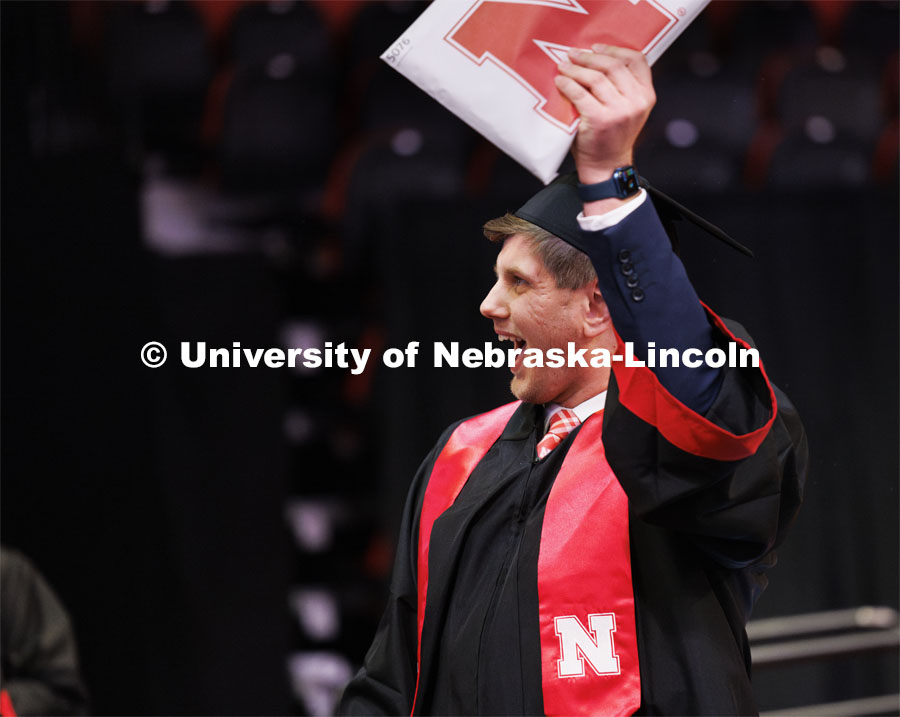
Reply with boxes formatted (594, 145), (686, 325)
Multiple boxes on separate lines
(576, 166), (640, 202)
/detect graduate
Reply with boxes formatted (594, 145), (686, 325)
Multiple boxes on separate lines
(340, 45), (807, 716)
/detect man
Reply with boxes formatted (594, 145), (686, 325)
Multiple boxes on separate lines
(340, 45), (806, 715)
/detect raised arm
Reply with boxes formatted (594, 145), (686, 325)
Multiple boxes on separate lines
(554, 46), (807, 565)
(554, 45), (722, 413)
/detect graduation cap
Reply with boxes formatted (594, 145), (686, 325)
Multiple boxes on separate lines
(514, 172), (753, 258)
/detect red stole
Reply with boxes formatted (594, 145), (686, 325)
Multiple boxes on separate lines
(0, 690), (16, 717)
(412, 402), (641, 716)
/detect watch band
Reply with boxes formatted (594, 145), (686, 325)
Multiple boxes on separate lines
(576, 166), (640, 202)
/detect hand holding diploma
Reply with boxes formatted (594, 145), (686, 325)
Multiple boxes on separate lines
(555, 44), (656, 211)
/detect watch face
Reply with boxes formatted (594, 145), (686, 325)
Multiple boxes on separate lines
(614, 166), (639, 196)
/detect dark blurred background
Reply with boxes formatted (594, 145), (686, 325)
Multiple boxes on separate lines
(1, 1), (897, 714)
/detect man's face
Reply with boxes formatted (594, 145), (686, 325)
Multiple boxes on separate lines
(480, 234), (591, 406)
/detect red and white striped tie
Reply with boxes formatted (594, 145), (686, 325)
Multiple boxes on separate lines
(536, 408), (580, 459)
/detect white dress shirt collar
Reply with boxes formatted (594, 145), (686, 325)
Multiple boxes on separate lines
(543, 391), (607, 433)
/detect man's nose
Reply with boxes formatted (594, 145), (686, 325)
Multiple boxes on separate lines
(480, 281), (509, 319)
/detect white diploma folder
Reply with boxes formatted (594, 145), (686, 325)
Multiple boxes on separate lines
(382, 0), (710, 183)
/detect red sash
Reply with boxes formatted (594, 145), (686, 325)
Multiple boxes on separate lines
(0, 690), (17, 717)
(411, 401), (519, 714)
(413, 402), (640, 716)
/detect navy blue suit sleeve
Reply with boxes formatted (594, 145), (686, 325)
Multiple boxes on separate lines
(579, 198), (723, 413)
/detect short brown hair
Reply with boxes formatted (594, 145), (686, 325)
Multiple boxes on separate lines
(483, 213), (596, 290)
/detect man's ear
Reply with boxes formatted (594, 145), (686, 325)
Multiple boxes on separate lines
(583, 281), (612, 338)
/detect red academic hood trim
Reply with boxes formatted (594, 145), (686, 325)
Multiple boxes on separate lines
(411, 401), (520, 714)
(612, 304), (777, 462)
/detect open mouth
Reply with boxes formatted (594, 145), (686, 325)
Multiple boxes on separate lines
(497, 332), (527, 373)
(497, 333), (527, 351)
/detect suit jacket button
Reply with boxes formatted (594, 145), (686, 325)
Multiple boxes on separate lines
(626, 274), (640, 288)
(617, 249), (631, 263)
(620, 262), (635, 276)
(631, 288), (646, 302)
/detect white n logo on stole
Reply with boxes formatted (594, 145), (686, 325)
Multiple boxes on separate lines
(554, 613), (621, 678)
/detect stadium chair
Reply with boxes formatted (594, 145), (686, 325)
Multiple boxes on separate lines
(635, 130), (744, 194)
(840, 0), (900, 62)
(765, 125), (872, 190)
(726, 1), (819, 77)
(217, 54), (337, 196)
(102, 1), (213, 155)
(227, 1), (334, 74)
(336, 124), (474, 275)
(207, 1), (338, 196)
(772, 48), (883, 144)
(650, 73), (758, 155)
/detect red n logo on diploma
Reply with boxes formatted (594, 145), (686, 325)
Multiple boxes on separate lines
(445, 0), (674, 132)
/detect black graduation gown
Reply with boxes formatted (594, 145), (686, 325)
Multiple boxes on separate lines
(339, 318), (807, 716)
